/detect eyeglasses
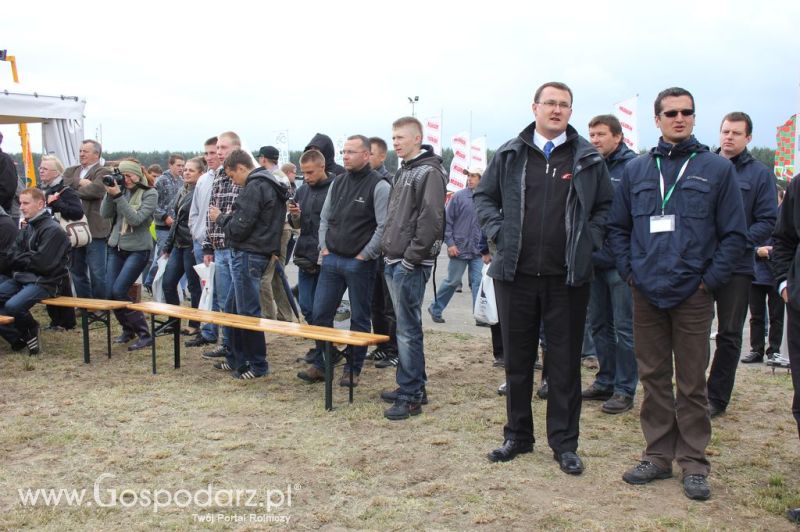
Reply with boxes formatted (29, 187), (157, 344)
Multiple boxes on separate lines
(661, 109), (695, 118)
(537, 100), (572, 110)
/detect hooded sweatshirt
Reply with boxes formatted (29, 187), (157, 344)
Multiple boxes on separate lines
(305, 133), (346, 177)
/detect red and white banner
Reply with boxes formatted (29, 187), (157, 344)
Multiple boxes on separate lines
(613, 96), (639, 153)
(470, 136), (487, 170)
(448, 131), (470, 192)
(425, 116), (442, 155)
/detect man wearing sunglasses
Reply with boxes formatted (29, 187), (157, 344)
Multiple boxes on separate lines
(608, 87), (747, 501)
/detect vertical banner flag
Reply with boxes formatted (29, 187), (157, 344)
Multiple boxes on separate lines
(425, 116), (442, 155)
(334, 136), (346, 168)
(273, 130), (290, 167)
(470, 136), (487, 170)
(613, 96), (639, 153)
(448, 131), (470, 191)
(775, 114), (797, 179)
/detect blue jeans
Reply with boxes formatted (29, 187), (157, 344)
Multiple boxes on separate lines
(0, 279), (50, 344)
(70, 237), (109, 299)
(429, 256), (483, 318)
(297, 268), (320, 324)
(212, 249), (233, 347)
(311, 253), (376, 374)
(224, 250), (269, 375)
(144, 228), (169, 287)
(587, 268), (637, 397)
(164, 247), (202, 328)
(384, 262), (432, 402)
(107, 247), (151, 337)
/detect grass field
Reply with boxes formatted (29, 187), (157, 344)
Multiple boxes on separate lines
(0, 309), (798, 530)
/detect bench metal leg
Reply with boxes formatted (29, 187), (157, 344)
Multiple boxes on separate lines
(324, 341), (333, 411)
(81, 310), (90, 364)
(105, 310), (112, 358)
(151, 313), (157, 375)
(348, 350), (354, 404)
(173, 318), (180, 369)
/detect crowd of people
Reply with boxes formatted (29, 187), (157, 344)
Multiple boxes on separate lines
(0, 83), (798, 520)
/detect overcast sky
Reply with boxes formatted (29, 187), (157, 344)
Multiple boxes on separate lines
(1, 0), (798, 157)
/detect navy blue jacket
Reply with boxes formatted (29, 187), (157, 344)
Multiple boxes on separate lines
(607, 136), (747, 309)
(593, 142), (638, 270)
(474, 123), (614, 286)
(716, 148), (777, 276)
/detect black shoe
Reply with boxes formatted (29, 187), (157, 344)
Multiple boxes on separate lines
(202, 345), (229, 359)
(622, 461), (673, 485)
(185, 335), (214, 348)
(384, 399), (422, 420)
(582, 382), (614, 401)
(492, 357), (504, 368)
(10, 338), (27, 351)
(367, 347), (392, 361)
(602, 393), (634, 414)
(233, 368), (266, 380)
(114, 331), (136, 344)
(45, 325), (67, 332)
(708, 402), (725, 418)
(487, 439), (533, 463)
(297, 365), (325, 383)
(375, 354), (399, 368)
(536, 379), (548, 400)
(128, 335), (153, 351)
(26, 325), (41, 356)
(683, 474), (711, 500)
(740, 351), (764, 363)
(554, 451), (584, 475)
(380, 386), (428, 405)
(787, 508), (800, 523)
(213, 361), (233, 371)
(497, 382), (507, 396)
(427, 306), (444, 323)
(475, 320), (491, 327)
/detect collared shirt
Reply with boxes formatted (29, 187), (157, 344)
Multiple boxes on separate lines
(203, 168), (240, 252)
(532, 130), (567, 152)
(79, 161), (99, 180)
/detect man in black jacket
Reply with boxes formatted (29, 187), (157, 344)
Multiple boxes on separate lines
(297, 135), (390, 388)
(769, 172), (800, 524)
(305, 133), (346, 177)
(474, 82), (613, 474)
(0, 188), (70, 355)
(209, 149), (289, 380)
(0, 132), (17, 213)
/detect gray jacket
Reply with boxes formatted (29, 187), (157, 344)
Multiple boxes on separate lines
(101, 186), (158, 251)
(473, 123), (613, 286)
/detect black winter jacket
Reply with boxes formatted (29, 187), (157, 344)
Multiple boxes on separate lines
(10, 210), (70, 294)
(0, 207), (18, 275)
(163, 184), (196, 252)
(216, 168), (289, 258)
(474, 123), (614, 286)
(771, 176), (800, 309)
(290, 174), (333, 269)
(593, 142), (638, 270)
(41, 178), (85, 222)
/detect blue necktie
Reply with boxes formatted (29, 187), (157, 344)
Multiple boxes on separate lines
(544, 140), (555, 160)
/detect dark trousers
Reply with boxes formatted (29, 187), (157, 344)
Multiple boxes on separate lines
(633, 287), (713, 477)
(749, 283), (785, 354)
(46, 275), (76, 329)
(785, 304), (800, 439)
(707, 274), (752, 410)
(371, 257), (397, 354)
(494, 274), (588, 454)
(490, 322), (503, 361)
(163, 246), (202, 328)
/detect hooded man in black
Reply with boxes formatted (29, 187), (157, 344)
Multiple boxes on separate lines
(305, 133), (346, 177)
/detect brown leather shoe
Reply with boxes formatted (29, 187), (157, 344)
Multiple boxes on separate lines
(339, 370), (359, 387)
(297, 365), (325, 383)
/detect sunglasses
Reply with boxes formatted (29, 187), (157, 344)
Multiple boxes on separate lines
(661, 109), (695, 118)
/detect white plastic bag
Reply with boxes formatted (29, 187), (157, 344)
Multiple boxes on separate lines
(193, 262), (215, 311)
(152, 256), (169, 303)
(473, 263), (498, 325)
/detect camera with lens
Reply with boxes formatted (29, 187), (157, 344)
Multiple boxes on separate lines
(103, 168), (125, 187)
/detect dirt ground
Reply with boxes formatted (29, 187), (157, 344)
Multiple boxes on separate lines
(0, 306), (798, 531)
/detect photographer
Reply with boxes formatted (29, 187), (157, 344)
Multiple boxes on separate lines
(162, 156), (204, 335)
(100, 160), (158, 351)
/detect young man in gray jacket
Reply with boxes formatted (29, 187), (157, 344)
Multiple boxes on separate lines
(380, 117), (447, 420)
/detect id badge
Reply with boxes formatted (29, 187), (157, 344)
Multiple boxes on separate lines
(650, 215), (675, 233)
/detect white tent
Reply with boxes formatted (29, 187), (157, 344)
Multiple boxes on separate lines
(0, 88), (86, 167)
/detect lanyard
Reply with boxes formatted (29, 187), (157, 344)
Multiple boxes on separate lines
(656, 152), (696, 214)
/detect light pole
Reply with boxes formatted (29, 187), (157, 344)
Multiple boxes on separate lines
(408, 95), (419, 117)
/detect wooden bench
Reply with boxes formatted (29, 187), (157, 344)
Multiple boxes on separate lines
(0, 315), (14, 325)
(41, 297), (131, 363)
(126, 301), (389, 410)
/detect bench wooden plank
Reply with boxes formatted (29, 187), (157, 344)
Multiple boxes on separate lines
(41, 297), (130, 311)
(126, 301), (389, 346)
(0, 315), (13, 325)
